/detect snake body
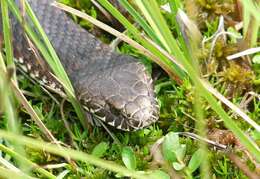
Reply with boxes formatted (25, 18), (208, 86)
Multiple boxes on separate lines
(0, 0), (159, 131)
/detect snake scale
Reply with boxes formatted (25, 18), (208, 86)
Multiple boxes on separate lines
(0, 0), (159, 131)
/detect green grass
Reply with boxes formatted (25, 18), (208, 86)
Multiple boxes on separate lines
(0, 0), (259, 178)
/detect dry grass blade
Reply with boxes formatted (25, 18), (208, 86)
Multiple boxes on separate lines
(10, 81), (57, 142)
(11, 82), (75, 165)
(51, 2), (180, 81)
(202, 81), (260, 132)
(227, 47), (260, 60)
(51, 2), (148, 56)
(91, 0), (114, 22)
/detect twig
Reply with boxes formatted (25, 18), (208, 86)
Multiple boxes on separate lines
(227, 47), (260, 60)
(60, 99), (79, 150)
(177, 132), (227, 150)
(96, 119), (121, 145)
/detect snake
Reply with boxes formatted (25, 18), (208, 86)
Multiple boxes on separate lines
(0, 0), (159, 131)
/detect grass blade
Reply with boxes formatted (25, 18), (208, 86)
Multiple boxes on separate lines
(118, 0), (162, 46)
(53, 1), (185, 83)
(96, 0), (186, 80)
(0, 130), (151, 179)
(0, 0), (14, 67)
(0, 144), (56, 179)
(7, 0), (87, 129)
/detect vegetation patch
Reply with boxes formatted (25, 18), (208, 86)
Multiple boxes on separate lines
(0, 0), (259, 178)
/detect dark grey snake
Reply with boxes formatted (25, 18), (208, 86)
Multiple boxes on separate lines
(0, 0), (159, 131)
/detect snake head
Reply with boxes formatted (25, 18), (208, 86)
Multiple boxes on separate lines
(75, 56), (159, 131)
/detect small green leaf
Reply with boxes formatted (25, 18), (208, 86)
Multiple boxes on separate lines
(148, 170), (170, 179)
(252, 54), (260, 64)
(121, 146), (136, 170)
(162, 132), (180, 162)
(172, 162), (185, 171)
(175, 144), (186, 161)
(227, 27), (242, 43)
(188, 149), (204, 173)
(91, 142), (109, 158)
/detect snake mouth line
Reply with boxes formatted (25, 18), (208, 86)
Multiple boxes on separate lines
(82, 96), (159, 131)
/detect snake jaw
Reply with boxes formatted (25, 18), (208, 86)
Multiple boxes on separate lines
(81, 88), (159, 131)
